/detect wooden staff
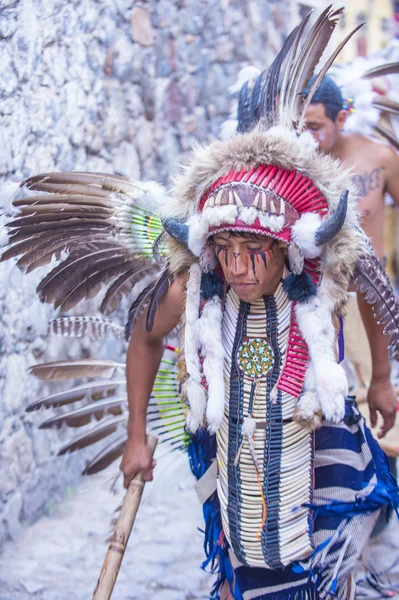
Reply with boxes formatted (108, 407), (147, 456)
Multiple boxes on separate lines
(92, 435), (158, 600)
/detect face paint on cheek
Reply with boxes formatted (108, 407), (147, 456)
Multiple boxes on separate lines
(249, 241), (276, 270)
(216, 244), (229, 267)
(249, 253), (258, 279)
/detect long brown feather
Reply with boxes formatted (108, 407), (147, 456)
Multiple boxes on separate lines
(19, 234), (109, 271)
(353, 236), (399, 361)
(26, 380), (125, 411)
(24, 172), (139, 196)
(287, 6), (342, 121)
(278, 11), (313, 119)
(29, 359), (124, 381)
(38, 397), (126, 428)
(48, 317), (124, 339)
(13, 193), (116, 207)
(83, 434), (126, 475)
(125, 281), (156, 340)
(100, 265), (159, 315)
(297, 22), (364, 130)
(146, 268), (172, 333)
(372, 97), (399, 116)
(55, 260), (135, 312)
(37, 245), (128, 298)
(363, 63), (399, 79)
(58, 416), (127, 455)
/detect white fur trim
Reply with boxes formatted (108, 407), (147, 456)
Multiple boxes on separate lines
(238, 206), (259, 224)
(185, 377), (207, 433)
(268, 214), (285, 233)
(295, 282), (347, 423)
(258, 213), (285, 232)
(198, 296), (225, 434)
(291, 212), (323, 258)
(295, 365), (321, 429)
(187, 213), (209, 257)
(203, 204), (239, 226)
(184, 263), (207, 432)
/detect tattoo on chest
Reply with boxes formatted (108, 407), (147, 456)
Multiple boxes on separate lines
(352, 167), (385, 198)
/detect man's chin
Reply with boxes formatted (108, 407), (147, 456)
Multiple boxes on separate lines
(231, 284), (263, 302)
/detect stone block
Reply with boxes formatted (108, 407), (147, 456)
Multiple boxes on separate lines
(131, 7), (155, 47)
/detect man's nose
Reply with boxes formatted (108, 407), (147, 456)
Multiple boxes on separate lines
(231, 250), (248, 276)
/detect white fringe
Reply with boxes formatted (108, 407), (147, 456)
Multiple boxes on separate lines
(184, 263), (207, 432)
(295, 277), (347, 423)
(198, 296), (225, 434)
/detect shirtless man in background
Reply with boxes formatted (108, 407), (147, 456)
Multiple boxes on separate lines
(304, 75), (399, 438)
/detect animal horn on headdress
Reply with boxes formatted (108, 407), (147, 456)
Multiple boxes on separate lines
(314, 189), (348, 246)
(162, 218), (189, 246)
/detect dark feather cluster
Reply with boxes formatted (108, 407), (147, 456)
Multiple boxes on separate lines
(235, 6), (361, 133)
(353, 252), (399, 360)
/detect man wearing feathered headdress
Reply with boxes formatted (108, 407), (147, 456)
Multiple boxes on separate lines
(2, 7), (399, 600)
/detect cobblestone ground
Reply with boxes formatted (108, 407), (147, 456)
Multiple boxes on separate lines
(0, 452), (215, 600)
(0, 451), (398, 600)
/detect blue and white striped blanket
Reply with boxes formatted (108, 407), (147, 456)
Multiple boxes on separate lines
(188, 400), (399, 600)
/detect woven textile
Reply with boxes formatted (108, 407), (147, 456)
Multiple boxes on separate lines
(228, 411), (397, 600)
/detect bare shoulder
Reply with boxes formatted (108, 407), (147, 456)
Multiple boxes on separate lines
(162, 271), (187, 316)
(342, 133), (398, 170)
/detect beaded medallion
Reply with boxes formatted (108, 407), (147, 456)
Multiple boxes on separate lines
(237, 338), (274, 378)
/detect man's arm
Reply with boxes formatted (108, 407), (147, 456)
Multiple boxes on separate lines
(357, 293), (397, 438)
(357, 145), (399, 437)
(120, 275), (186, 488)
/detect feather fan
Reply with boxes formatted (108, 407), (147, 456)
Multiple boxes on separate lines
(27, 345), (187, 475)
(1, 172), (167, 316)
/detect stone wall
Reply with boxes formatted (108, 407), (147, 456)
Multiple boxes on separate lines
(0, 0), (299, 545)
